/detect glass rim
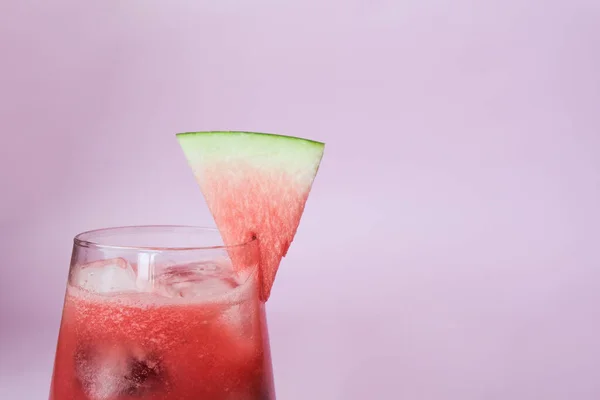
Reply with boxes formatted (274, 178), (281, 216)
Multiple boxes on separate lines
(74, 225), (256, 252)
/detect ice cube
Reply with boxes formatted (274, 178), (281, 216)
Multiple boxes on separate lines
(75, 345), (124, 400)
(221, 303), (252, 337)
(75, 343), (164, 399)
(73, 258), (137, 294)
(156, 262), (238, 299)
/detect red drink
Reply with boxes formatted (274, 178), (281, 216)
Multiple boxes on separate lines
(49, 226), (275, 400)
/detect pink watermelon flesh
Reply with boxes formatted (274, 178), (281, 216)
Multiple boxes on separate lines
(177, 131), (324, 300)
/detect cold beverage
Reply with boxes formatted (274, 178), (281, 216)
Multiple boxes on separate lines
(49, 227), (274, 400)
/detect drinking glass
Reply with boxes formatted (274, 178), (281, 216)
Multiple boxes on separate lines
(49, 225), (275, 400)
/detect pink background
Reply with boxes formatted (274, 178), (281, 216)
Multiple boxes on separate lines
(2, 0), (600, 398)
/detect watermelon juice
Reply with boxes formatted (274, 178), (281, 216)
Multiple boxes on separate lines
(49, 226), (275, 400)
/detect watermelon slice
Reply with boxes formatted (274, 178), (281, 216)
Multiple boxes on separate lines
(177, 131), (324, 300)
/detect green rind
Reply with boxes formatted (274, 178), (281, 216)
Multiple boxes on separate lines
(176, 131), (325, 147)
(177, 131), (325, 178)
